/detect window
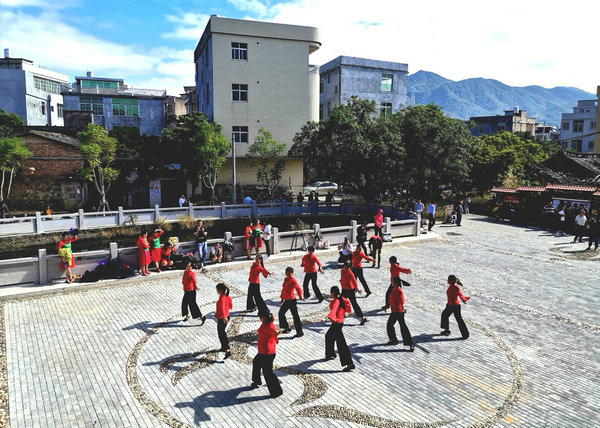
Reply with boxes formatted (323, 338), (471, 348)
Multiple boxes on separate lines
(588, 140), (595, 151)
(497, 122), (506, 132)
(231, 42), (248, 60)
(573, 120), (584, 132)
(319, 104), (323, 121)
(327, 101), (331, 115)
(562, 121), (569, 130)
(334, 85), (338, 94)
(41, 101), (46, 115)
(576, 140), (583, 152)
(80, 97), (104, 115)
(381, 73), (393, 92)
(80, 79), (118, 90)
(590, 121), (596, 130)
(476, 123), (486, 134)
(380, 102), (392, 118)
(232, 126), (249, 143)
(319, 78), (323, 93)
(112, 98), (139, 116)
(34, 76), (61, 94)
(232, 84), (248, 102)
(57, 103), (64, 118)
(205, 83), (210, 105)
(327, 73), (331, 84)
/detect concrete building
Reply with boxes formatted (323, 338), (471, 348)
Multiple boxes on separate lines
(61, 73), (166, 136)
(0, 49), (69, 126)
(182, 86), (197, 115)
(164, 95), (186, 118)
(559, 99), (597, 153)
(595, 86), (600, 154)
(319, 56), (408, 120)
(470, 107), (536, 136)
(194, 16), (321, 194)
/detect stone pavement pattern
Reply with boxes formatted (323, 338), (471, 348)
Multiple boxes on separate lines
(2, 215), (599, 427)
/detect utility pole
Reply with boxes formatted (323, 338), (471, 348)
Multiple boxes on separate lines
(231, 133), (237, 204)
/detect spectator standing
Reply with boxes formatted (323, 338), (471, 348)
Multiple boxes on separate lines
(251, 219), (264, 256)
(374, 209), (384, 237)
(178, 194), (187, 208)
(262, 219), (272, 257)
(45, 205), (53, 216)
(573, 210), (587, 243)
(586, 215), (599, 250)
(456, 201), (464, 227)
(193, 220), (208, 267)
(356, 220), (368, 253)
(413, 200), (424, 217)
(297, 192), (304, 203)
(428, 203), (436, 231)
(464, 197), (471, 214)
(148, 228), (164, 272)
(136, 228), (151, 276)
(244, 219), (253, 260)
(325, 192), (334, 207)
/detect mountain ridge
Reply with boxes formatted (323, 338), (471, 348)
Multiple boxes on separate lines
(407, 71), (595, 126)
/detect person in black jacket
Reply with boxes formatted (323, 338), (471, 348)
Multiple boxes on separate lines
(356, 220), (368, 253)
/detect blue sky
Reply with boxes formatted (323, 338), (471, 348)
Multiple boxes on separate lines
(1, 0), (598, 96)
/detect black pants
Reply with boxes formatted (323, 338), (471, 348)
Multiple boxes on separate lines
(279, 299), (303, 334)
(325, 322), (353, 367)
(428, 213), (436, 230)
(352, 267), (370, 294)
(182, 290), (202, 318)
(588, 234), (599, 250)
(387, 312), (413, 345)
(247, 282), (267, 313)
(441, 304), (469, 338)
(264, 239), (271, 257)
(574, 225), (586, 242)
(357, 241), (367, 253)
(217, 318), (229, 350)
(374, 226), (382, 236)
(303, 273), (323, 300)
(456, 213), (462, 226)
(341, 288), (363, 318)
(252, 353), (282, 396)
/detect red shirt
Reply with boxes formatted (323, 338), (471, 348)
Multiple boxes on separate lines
(351, 251), (373, 268)
(446, 284), (470, 306)
(244, 226), (252, 238)
(216, 294), (232, 319)
(340, 268), (358, 290)
(248, 262), (268, 283)
(390, 263), (411, 283)
(257, 322), (278, 354)
(301, 253), (321, 273)
(161, 246), (173, 257)
(136, 235), (149, 251)
(374, 213), (383, 228)
(388, 287), (406, 313)
(57, 235), (77, 251)
(182, 270), (197, 291)
(328, 297), (351, 323)
(280, 277), (303, 300)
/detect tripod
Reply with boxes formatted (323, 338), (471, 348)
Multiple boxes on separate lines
(289, 231), (307, 253)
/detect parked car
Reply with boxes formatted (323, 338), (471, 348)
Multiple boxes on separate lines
(303, 181), (338, 196)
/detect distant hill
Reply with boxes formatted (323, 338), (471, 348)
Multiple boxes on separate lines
(407, 71), (596, 126)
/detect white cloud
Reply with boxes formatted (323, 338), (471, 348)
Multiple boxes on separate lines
(227, 0), (269, 17)
(162, 12), (211, 40)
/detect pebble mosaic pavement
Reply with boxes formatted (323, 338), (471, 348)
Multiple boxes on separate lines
(1, 215), (599, 427)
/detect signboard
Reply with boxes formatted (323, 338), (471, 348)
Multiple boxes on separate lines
(149, 180), (161, 207)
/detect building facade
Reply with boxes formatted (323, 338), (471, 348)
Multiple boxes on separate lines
(61, 73), (166, 136)
(319, 56), (408, 120)
(194, 16), (321, 193)
(0, 50), (69, 126)
(559, 99), (597, 153)
(164, 95), (186, 118)
(596, 86), (600, 154)
(470, 107), (536, 136)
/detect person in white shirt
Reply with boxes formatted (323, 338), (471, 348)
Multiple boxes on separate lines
(178, 194), (187, 208)
(262, 220), (272, 257)
(573, 210), (587, 243)
(413, 200), (424, 215)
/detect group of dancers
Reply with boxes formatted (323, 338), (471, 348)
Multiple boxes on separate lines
(179, 244), (471, 398)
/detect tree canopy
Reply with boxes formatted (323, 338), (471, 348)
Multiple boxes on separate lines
(161, 112), (230, 204)
(248, 127), (287, 199)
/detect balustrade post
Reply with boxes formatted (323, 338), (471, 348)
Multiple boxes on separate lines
(221, 202), (226, 219)
(384, 216), (391, 234)
(272, 227), (280, 254)
(350, 220), (357, 243)
(188, 202), (194, 218)
(34, 211), (43, 234)
(78, 209), (86, 230)
(118, 206), (124, 225)
(38, 248), (48, 284)
(110, 242), (118, 260)
(154, 205), (160, 222)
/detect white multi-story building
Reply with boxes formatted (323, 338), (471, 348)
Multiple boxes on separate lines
(194, 16), (321, 192)
(560, 99), (597, 153)
(319, 56), (408, 120)
(0, 49), (68, 126)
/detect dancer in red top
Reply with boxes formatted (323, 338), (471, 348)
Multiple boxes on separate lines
(301, 245), (324, 302)
(181, 262), (206, 324)
(148, 228), (164, 272)
(251, 219), (264, 256)
(160, 242), (174, 270)
(382, 256), (412, 310)
(215, 283), (233, 359)
(340, 261), (367, 325)
(247, 255), (271, 313)
(324, 286), (355, 371)
(386, 277), (414, 351)
(244, 220), (253, 260)
(440, 275), (470, 339)
(57, 231), (78, 283)
(136, 229), (151, 276)
(374, 209), (384, 236)
(278, 267), (305, 337)
(368, 234), (383, 268)
(250, 311), (283, 398)
(351, 245), (374, 296)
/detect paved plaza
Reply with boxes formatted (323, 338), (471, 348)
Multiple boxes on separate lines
(1, 215), (599, 427)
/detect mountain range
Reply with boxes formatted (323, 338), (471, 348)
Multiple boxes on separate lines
(407, 71), (596, 126)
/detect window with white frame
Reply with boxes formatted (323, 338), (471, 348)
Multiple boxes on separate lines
(112, 98), (139, 116)
(381, 73), (393, 92)
(573, 120), (584, 132)
(80, 97), (104, 115)
(231, 42), (248, 60)
(41, 101), (46, 115)
(590, 121), (596, 130)
(57, 103), (64, 118)
(232, 84), (248, 102)
(34, 76), (61, 94)
(380, 102), (392, 117)
(232, 126), (249, 143)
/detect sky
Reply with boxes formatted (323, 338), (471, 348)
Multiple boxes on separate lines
(0, 0), (598, 96)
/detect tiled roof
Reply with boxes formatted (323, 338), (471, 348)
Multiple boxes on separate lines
(516, 186), (546, 192)
(545, 184), (598, 192)
(491, 187), (518, 193)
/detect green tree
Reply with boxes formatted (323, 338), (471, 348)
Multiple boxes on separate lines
(0, 136), (32, 217)
(248, 127), (287, 198)
(78, 123), (118, 212)
(392, 103), (473, 199)
(290, 97), (404, 201)
(161, 113), (230, 204)
(470, 134), (517, 195)
(0, 109), (25, 139)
